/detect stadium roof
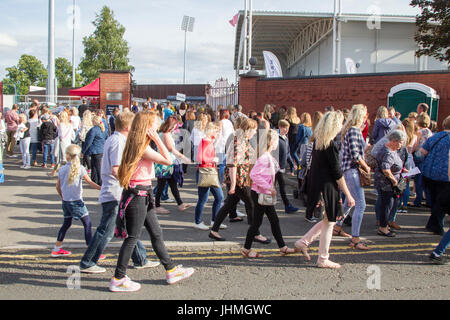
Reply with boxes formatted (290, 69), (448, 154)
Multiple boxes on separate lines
(234, 11), (417, 72)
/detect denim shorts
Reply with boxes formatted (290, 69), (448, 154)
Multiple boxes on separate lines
(62, 200), (89, 220)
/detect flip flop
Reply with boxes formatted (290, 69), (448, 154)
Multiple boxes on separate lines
(242, 249), (262, 258)
(229, 217), (243, 223)
(377, 230), (396, 237)
(254, 236), (271, 244)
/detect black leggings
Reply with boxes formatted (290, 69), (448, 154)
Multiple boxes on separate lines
(155, 177), (183, 207)
(211, 186), (258, 234)
(114, 193), (176, 279)
(275, 171), (290, 207)
(57, 216), (92, 245)
(90, 153), (103, 185)
(81, 142), (91, 170)
(244, 191), (286, 250)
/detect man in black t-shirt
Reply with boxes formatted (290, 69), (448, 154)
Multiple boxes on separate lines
(78, 99), (89, 118)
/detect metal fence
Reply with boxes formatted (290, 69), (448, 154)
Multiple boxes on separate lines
(206, 83), (239, 111)
(9, 95), (96, 114)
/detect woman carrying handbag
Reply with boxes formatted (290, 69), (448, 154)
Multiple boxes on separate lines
(242, 129), (296, 258)
(209, 118), (269, 244)
(294, 111), (355, 269)
(193, 122), (226, 230)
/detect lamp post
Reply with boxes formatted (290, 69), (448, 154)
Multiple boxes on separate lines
(72, 0), (76, 88)
(47, 0), (56, 103)
(181, 15), (195, 84)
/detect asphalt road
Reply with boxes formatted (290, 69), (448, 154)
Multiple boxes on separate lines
(0, 152), (449, 302)
(0, 238), (448, 300)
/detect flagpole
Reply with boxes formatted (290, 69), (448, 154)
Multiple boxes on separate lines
(248, 0), (253, 66)
(243, 0), (248, 71)
(47, 0), (55, 103)
(183, 28), (187, 84)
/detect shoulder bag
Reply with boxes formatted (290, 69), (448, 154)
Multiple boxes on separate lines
(197, 166), (220, 188)
(358, 166), (371, 187)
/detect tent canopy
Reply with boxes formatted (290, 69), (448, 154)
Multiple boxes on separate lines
(69, 78), (99, 96)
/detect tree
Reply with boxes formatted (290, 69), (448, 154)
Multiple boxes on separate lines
(55, 57), (83, 88)
(411, 0), (450, 63)
(2, 54), (47, 95)
(78, 6), (134, 84)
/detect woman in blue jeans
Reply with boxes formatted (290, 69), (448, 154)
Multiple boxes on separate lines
(335, 105), (371, 249)
(374, 130), (407, 237)
(193, 122), (225, 230)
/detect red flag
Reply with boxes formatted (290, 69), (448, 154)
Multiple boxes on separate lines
(229, 13), (238, 27)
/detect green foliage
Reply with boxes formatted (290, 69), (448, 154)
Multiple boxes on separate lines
(55, 57), (82, 88)
(78, 6), (134, 84)
(2, 54), (47, 95)
(411, 0), (450, 62)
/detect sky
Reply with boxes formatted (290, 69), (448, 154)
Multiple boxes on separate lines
(0, 0), (420, 87)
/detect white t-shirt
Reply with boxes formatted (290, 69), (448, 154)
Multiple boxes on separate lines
(70, 116), (81, 131)
(28, 118), (40, 143)
(216, 119), (234, 154)
(190, 128), (205, 147)
(58, 123), (73, 143)
(58, 163), (88, 201)
(99, 132), (126, 203)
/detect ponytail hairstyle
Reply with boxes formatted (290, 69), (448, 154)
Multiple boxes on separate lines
(259, 129), (279, 154)
(66, 144), (82, 185)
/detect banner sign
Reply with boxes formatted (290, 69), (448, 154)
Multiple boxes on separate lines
(263, 51), (283, 78)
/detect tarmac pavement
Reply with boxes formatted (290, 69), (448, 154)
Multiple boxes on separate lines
(0, 151), (447, 252)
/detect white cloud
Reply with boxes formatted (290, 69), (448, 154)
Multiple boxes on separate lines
(0, 33), (18, 47)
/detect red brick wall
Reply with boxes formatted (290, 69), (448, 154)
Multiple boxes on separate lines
(239, 71), (450, 125)
(99, 71), (132, 112)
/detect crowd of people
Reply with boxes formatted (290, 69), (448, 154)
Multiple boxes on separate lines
(0, 97), (449, 292)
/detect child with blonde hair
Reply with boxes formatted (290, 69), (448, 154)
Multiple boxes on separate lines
(16, 113), (31, 169)
(52, 144), (101, 257)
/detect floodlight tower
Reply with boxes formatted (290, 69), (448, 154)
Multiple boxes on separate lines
(181, 15), (195, 84)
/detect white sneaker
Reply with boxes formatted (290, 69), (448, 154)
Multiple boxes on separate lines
(161, 198), (175, 203)
(211, 221), (227, 229)
(109, 275), (141, 292)
(166, 265), (195, 285)
(236, 210), (246, 217)
(194, 222), (210, 231)
(134, 260), (161, 269)
(80, 265), (106, 274)
(23, 165), (31, 170)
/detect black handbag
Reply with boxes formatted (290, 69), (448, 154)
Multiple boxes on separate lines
(393, 177), (407, 197)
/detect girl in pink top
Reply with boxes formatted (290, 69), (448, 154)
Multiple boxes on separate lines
(129, 153), (155, 187)
(110, 111), (195, 292)
(242, 129), (296, 258)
